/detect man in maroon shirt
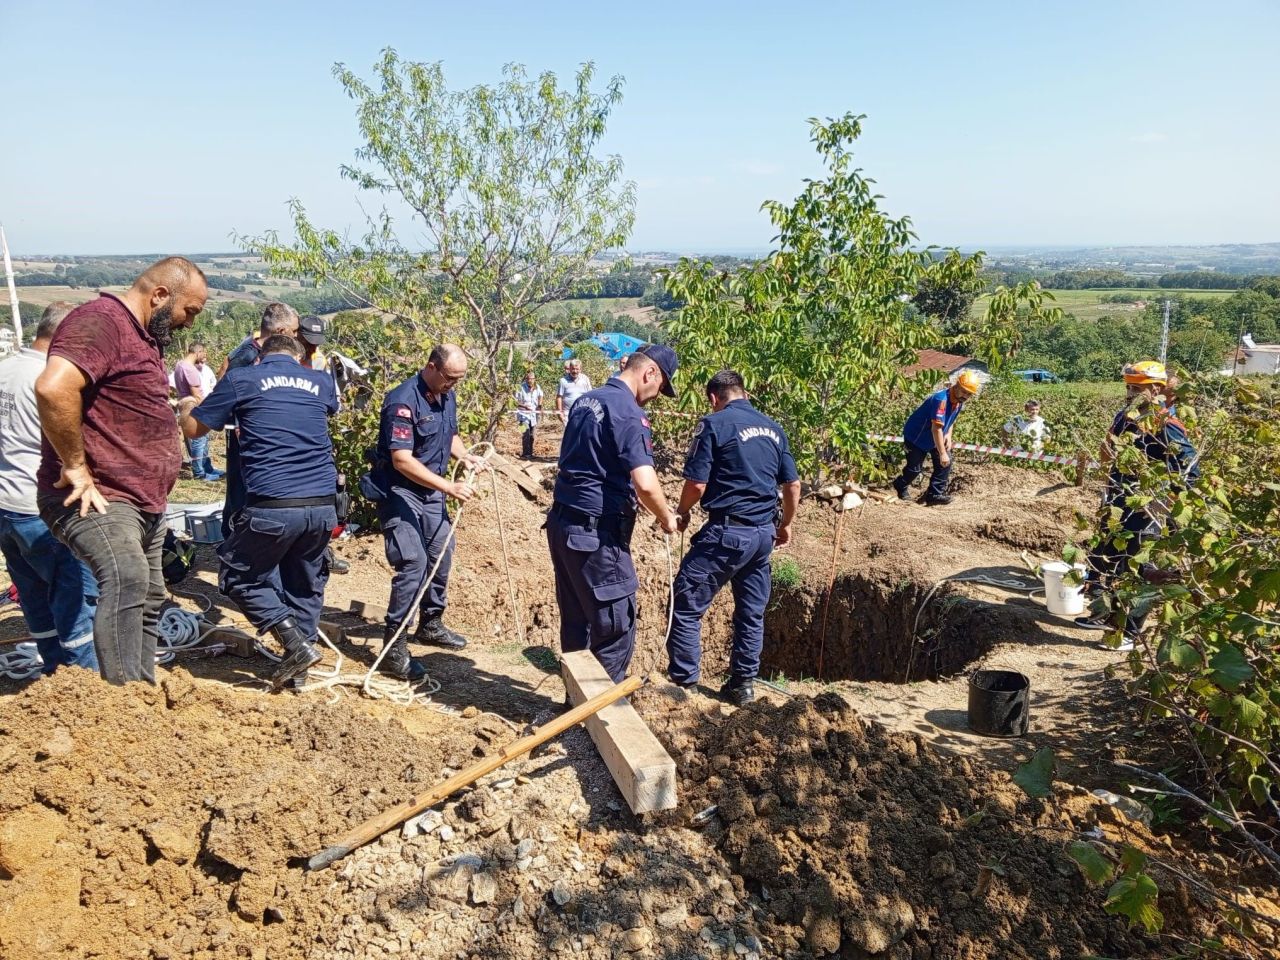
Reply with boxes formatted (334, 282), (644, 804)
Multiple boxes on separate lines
(36, 257), (208, 685)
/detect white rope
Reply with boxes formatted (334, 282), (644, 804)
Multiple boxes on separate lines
(358, 442), (496, 697)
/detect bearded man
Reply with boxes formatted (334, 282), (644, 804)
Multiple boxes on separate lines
(36, 257), (208, 684)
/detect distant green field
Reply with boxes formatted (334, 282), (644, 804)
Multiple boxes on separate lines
(972, 286), (1234, 324)
(1041, 287), (1233, 323)
(536, 296), (650, 322)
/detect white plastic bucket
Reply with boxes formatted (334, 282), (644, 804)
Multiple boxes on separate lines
(1042, 562), (1086, 617)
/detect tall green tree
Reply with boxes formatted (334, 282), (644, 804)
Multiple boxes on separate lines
(662, 113), (1057, 483)
(242, 50), (636, 437)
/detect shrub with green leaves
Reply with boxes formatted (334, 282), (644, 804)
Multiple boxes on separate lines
(659, 113), (1058, 485)
(1078, 376), (1280, 813)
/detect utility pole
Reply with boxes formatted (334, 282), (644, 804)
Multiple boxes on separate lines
(1159, 298), (1170, 364)
(1, 225), (20, 348)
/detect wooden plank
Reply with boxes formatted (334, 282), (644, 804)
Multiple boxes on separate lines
(205, 625), (257, 659)
(349, 599), (389, 623)
(488, 452), (547, 502)
(560, 651), (677, 814)
(318, 620), (346, 645)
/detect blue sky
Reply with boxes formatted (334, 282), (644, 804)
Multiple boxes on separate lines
(4, 0), (1278, 254)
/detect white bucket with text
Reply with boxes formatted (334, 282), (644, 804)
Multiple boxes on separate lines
(1042, 561), (1087, 617)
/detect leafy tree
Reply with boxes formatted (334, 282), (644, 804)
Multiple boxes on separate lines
(661, 113), (1057, 483)
(911, 249), (981, 334)
(244, 51), (635, 442)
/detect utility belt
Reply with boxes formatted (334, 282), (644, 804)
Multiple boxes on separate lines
(550, 503), (636, 537)
(245, 495), (336, 509)
(708, 511), (774, 528)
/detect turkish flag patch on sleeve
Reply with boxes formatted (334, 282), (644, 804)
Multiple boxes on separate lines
(394, 405), (413, 419)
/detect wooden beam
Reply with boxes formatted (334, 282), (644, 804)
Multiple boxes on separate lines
(204, 625), (257, 659)
(349, 599), (389, 623)
(487, 452), (547, 502)
(560, 651), (677, 814)
(318, 621), (346, 645)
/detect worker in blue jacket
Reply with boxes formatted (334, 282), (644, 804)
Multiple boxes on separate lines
(179, 334), (338, 689)
(665, 370), (801, 705)
(892, 370), (982, 505)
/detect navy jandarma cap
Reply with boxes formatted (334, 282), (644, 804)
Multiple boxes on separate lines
(633, 343), (678, 397)
(299, 314), (327, 346)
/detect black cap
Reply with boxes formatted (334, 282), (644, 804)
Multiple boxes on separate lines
(634, 343), (678, 398)
(298, 314), (327, 346)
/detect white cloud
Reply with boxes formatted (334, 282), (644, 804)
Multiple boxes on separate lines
(1129, 132), (1169, 144)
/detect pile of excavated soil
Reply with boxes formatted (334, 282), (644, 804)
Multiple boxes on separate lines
(0, 667), (461, 959)
(0, 668), (784, 960)
(635, 687), (1189, 959)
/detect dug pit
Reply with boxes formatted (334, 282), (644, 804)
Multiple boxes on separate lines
(757, 571), (1017, 683)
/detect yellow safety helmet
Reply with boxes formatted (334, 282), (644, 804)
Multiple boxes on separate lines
(954, 370), (983, 395)
(1122, 360), (1167, 385)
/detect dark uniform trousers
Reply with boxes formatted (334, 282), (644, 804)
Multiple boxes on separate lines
(1085, 490), (1162, 639)
(546, 506), (638, 683)
(899, 442), (952, 499)
(221, 431), (247, 539)
(666, 519), (775, 685)
(379, 487), (454, 629)
(218, 503), (336, 638)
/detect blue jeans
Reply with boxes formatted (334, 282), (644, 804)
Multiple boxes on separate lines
(218, 503), (336, 637)
(0, 510), (99, 674)
(666, 520), (774, 685)
(186, 434), (210, 478)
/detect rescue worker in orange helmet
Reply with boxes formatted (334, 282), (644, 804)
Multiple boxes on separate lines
(1076, 360), (1199, 649)
(892, 369), (983, 506)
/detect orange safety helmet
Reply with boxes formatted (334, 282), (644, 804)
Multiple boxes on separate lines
(1122, 360), (1168, 385)
(954, 370), (983, 395)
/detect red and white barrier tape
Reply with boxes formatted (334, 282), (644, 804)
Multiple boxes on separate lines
(869, 433), (1093, 468)
(505, 408), (1093, 468)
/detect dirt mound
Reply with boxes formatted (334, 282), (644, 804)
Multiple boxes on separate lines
(637, 688), (1165, 959)
(0, 667), (463, 959)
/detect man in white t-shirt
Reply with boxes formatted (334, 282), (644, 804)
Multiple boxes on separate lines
(556, 358), (592, 424)
(0, 303), (98, 674)
(1003, 399), (1051, 454)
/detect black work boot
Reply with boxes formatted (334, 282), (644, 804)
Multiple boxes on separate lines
(720, 678), (755, 706)
(413, 615), (468, 650)
(892, 478), (911, 501)
(381, 626), (428, 682)
(924, 493), (954, 506)
(269, 617), (321, 691)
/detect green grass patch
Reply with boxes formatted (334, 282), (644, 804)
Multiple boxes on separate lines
(771, 556), (802, 590)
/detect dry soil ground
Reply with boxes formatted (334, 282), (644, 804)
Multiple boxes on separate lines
(1, 444), (1276, 959)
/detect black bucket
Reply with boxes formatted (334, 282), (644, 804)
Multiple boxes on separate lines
(968, 669), (1030, 737)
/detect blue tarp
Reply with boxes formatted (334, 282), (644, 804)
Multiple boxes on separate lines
(588, 332), (647, 360)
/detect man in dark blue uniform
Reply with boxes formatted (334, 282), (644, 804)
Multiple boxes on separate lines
(367, 344), (482, 681)
(665, 370), (801, 705)
(179, 335), (339, 689)
(1077, 360), (1199, 649)
(548, 344), (680, 683)
(219, 302), (301, 537)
